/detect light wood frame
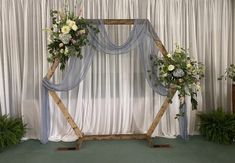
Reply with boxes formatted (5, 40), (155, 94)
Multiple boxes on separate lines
(45, 19), (176, 150)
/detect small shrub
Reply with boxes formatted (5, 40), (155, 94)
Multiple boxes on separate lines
(0, 115), (26, 151)
(198, 108), (235, 144)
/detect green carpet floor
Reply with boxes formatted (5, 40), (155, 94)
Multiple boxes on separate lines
(0, 136), (235, 163)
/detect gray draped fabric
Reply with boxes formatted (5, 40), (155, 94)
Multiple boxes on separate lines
(178, 102), (188, 140)
(41, 19), (186, 143)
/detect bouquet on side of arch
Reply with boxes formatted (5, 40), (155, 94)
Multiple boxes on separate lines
(151, 45), (205, 117)
(218, 64), (235, 82)
(44, 9), (99, 70)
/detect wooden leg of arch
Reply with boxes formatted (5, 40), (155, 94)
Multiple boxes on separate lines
(146, 89), (176, 148)
(49, 91), (84, 139)
(147, 89), (176, 137)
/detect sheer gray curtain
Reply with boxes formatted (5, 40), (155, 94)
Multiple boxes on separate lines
(0, 0), (234, 141)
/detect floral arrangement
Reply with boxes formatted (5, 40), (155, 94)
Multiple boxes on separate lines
(218, 64), (235, 82)
(151, 45), (204, 111)
(45, 9), (99, 70)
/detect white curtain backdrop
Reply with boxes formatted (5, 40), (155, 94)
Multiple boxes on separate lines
(0, 0), (234, 141)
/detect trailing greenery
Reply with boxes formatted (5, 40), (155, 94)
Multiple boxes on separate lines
(198, 108), (235, 144)
(0, 115), (26, 151)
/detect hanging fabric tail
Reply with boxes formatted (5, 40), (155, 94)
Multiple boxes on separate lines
(40, 83), (50, 144)
(178, 96), (188, 140)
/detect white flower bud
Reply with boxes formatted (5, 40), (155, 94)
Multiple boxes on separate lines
(59, 43), (64, 47)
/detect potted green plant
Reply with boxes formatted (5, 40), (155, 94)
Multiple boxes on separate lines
(0, 115), (26, 152)
(198, 108), (235, 144)
(218, 64), (235, 113)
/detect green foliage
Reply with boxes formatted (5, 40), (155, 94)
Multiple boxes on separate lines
(0, 115), (26, 151)
(198, 108), (235, 144)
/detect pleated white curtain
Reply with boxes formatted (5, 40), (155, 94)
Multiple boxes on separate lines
(0, 0), (234, 141)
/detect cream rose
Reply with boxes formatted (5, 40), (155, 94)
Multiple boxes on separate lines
(71, 24), (78, 31)
(168, 65), (175, 71)
(167, 53), (172, 58)
(61, 25), (70, 34)
(66, 19), (76, 27)
(187, 63), (192, 68)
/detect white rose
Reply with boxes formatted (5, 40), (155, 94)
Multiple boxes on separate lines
(61, 25), (70, 34)
(66, 19), (76, 27)
(168, 65), (175, 71)
(167, 53), (172, 58)
(71, 24), (78, 31)
(59, 43), (64, 47)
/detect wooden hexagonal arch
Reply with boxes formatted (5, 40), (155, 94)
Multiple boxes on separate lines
(45, 19), (176, 150)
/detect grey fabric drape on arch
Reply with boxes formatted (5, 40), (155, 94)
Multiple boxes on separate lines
(41, 19), (177, 143)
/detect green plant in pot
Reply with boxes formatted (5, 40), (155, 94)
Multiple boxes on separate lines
(0, 115), (26, 152)
(198, 108), (235, 144)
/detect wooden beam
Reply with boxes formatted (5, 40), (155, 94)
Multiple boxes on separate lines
(49, 91), (83, 138)
(147, 88), (176, 137)
(46, 58), (60, 79)
(155, 39), (168, 57)
(83, 134), (147, 141)
(103, 19), (135, 25)
(87, 19), (135, 25)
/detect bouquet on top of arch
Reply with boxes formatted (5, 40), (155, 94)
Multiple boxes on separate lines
(152, 45), (204, 110)
(45, 9), (99, 70)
